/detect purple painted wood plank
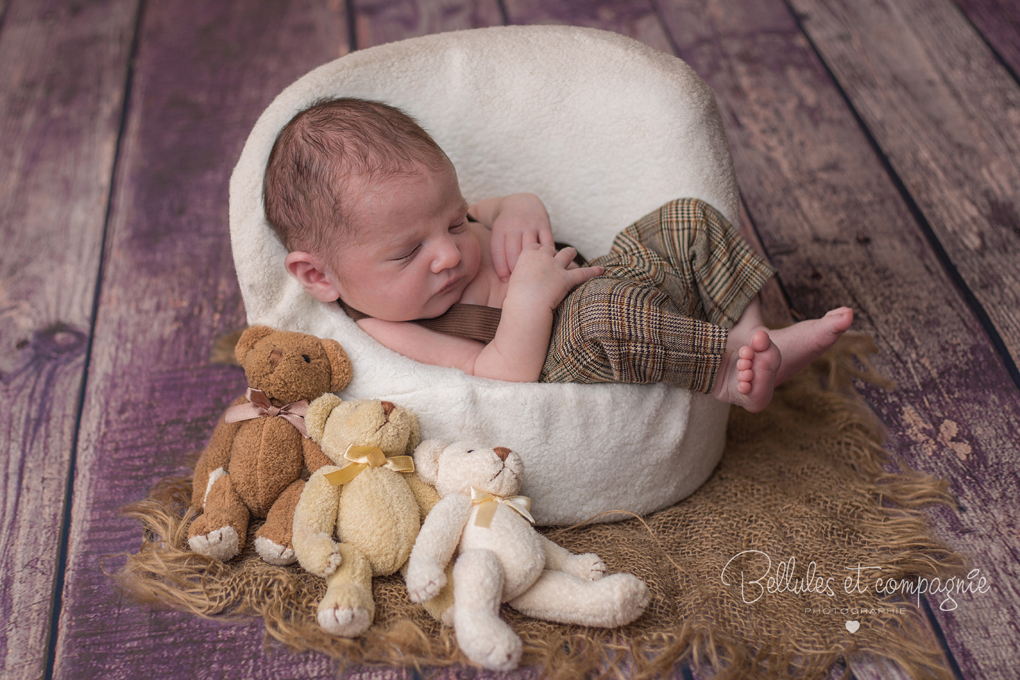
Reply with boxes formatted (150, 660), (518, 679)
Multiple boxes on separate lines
(353, 0), (504, 49)
(507, 0), (1020, 677)
(954, 0), (1020, 78)
(0, 0), (137, 677)
(789, 0), (1020, 383)
(50, 1), (353, 678)
(651, 0), (1020, 677)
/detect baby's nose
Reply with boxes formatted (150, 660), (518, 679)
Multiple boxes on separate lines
(431, 239), (462, 272)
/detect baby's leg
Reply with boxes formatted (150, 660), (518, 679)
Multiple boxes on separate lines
(711, 298), (853, 412)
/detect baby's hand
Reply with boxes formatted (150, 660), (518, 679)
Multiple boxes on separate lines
(505, 244), (604, 312)
(488, 194), (555, 281)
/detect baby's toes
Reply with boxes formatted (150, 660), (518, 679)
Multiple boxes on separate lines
(749, 329), (772, 353)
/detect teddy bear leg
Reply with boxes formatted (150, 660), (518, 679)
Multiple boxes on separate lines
(508, 570), (650, 628)
(254, 479), (303, 565)
(317, 543), (375, 637)
(452, 549), (521, 671)
(188, 471), (249, 561)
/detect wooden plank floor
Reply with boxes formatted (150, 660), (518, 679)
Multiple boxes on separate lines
(1, 0), (1017, 678)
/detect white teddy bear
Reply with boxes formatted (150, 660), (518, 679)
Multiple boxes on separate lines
(405, 440), (650, 671)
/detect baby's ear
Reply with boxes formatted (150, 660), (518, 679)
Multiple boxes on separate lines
(285, 251), (341, 302)
(413, 440), (446, 486)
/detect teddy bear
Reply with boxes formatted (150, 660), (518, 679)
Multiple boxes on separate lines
(188, 325), (352, 565)
(405, 440), (651, 671)
(293, 394), (443, 637)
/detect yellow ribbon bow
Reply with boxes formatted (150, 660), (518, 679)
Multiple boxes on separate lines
(324, 444), (415, 486)
(470, 487), (535, 528)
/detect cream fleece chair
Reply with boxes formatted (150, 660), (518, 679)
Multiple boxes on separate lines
(230, 25), (740, 525)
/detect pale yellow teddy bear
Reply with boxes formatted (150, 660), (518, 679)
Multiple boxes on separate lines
(294, 395), (444, 637)
(405, 440), (651, 671)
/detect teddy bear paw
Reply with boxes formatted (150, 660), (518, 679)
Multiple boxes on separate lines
(317, 605), (371, 638)
(456, 614), (522, 671)
(188, 527), (240, 562)
(598, 573), (652, 626)
(405, 560), (446, 604)
(296, 533), (343, 577)
(254, 537), (296, 566)
(568, 553), (607, 581)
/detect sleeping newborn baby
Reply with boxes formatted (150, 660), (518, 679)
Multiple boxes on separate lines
(265, 98), (852, 413)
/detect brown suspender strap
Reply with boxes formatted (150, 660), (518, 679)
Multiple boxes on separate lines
(338, 299), (503, 344)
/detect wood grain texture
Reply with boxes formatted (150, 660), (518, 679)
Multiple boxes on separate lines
(652, 0), (1020, 677)
(504, 0), (674, 53)
(953, 0), (1020, 78)
(0, 0), (137, 677)
(353, 0), (504, 48)
(788, 0), (1020, 377)
(50, 1), (352, 678)
(511, 0), (1020, 677)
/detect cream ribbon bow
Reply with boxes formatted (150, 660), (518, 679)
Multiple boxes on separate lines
(470, 487), (535, 528)
(224, 387), (309, 437)
(324, 444), (415, 486)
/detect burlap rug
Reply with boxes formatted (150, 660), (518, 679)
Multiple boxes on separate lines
(116, 334), (963, 678)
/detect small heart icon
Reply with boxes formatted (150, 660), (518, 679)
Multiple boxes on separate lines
(845, 620), (860, 633)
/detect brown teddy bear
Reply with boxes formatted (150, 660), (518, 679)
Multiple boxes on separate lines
(188, 325), (352, 565)
(293, 395), (443, 637)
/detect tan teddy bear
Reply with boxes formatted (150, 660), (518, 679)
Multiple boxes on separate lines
(405, 441), (650, 671)
(188, 325), (352, 564)
(294, 395), (442, 637)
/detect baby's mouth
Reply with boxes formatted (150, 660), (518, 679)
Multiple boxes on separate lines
(438, 276), (460, 295)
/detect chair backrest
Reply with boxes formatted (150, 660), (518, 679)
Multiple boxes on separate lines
(231, 25), (738, 328)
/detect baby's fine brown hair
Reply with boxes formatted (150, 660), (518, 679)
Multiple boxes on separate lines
(263, 98), (448, 256)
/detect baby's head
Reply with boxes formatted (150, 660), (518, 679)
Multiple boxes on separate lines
(264, 98), (480, 321)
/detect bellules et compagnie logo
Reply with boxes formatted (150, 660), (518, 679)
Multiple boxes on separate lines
(721, 550), (990, 612)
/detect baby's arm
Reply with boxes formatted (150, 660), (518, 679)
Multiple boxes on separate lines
(470, 194), (554, 281)
(356, 245), (603, 382)
(472, 245), (601, 381)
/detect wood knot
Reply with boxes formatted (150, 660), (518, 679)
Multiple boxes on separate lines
(32, 324), (86, 360)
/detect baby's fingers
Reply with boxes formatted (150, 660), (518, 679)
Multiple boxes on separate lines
(491, 236), (511, 282)
(505, 233), (531, 276)
(553, 246), (580, 268)
(565, 264), (604, 287)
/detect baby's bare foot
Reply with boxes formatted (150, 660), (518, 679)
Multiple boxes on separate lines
(712, 329), (781, 413)
(771, 307), (853, 384)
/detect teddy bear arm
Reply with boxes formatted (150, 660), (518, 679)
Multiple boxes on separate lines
(538, 534), (607, 581)
(190, 399), (247, 510)
(405, 472), (441, 522)
(301, 436), (333, 474)
(417, 494), (472, 564)
(293, 467), (343, 577)
(405, 495), (471, 602)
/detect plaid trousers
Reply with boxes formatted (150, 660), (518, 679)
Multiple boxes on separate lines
(540, 198), (776, 393)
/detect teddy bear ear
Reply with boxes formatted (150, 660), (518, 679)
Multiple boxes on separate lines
(405, 413), (421, 455)
(234, 325), (275, 366)
(306, 393), (343, 442)
(320, 338), (353, 392)
(413, 439), (445, 485)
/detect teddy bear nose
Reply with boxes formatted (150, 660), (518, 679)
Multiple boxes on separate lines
(493, 447), (510, 461)
(269, 348), (283, 367)
(381, 401), (396, 418)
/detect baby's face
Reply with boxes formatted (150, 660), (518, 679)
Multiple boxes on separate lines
(325, 162), (480, 321)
